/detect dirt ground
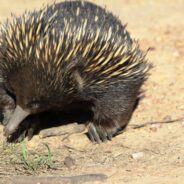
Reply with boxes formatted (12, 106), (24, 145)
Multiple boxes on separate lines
(0, 0), (184, 183)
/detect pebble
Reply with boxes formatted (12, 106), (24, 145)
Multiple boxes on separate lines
(64, 156), (76, 168)
(131, 152), (144, 160)
(173, 51), (180, 58)
(149, 124), (162, 132)
(181, 121), (184, 127)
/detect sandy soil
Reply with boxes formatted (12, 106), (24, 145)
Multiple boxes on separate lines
(0, 0), (184, 183)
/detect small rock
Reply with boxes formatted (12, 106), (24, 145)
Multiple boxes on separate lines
(169, 82), (174, 86)
(156, 36), (162, 42)
(177, 105), (184, 110)
(181, 121), (184, 127)
(64, 156), (75, 168)
(163, 115), (172, 121)
(173, 51), (180, 58)
(149, 124), (162, 132)
(131, 152), (144, 160)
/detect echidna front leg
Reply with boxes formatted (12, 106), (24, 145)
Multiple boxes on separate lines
(6, 115), (41, 142)
(0, 87), (15, 125)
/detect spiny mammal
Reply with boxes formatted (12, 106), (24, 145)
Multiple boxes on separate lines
(0, 1), (150, 143)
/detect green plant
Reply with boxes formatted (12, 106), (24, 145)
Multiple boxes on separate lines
(20, 141), (53, 171)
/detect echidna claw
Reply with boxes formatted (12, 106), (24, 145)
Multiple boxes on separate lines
(2, 116), (9, 126)
(87, 122), (115, 143)
(87, 123), (102, 143)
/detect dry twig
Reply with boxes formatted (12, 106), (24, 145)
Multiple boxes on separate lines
(39, 123), (86, 138)
(11, 174), (108, 184)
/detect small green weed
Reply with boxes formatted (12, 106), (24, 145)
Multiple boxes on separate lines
(20, 141), (53, 171)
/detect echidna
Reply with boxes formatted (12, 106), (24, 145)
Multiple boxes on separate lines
(0, 1), (149, 143)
